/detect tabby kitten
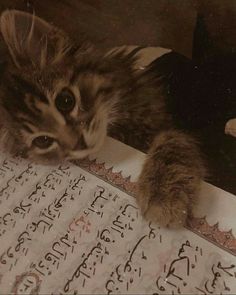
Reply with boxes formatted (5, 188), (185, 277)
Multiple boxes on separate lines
(0, 10), (205, 227)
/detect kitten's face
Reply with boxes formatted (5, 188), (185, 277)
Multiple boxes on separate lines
(2, 66), (114, 164)
(0, 10), (117, 163)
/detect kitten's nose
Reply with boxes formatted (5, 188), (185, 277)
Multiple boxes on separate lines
(72, 135), (88, 150)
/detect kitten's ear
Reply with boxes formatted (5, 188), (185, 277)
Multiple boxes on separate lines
(0, 10), (71, 69)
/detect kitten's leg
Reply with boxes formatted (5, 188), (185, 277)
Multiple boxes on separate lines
(136, 129), (205, 228)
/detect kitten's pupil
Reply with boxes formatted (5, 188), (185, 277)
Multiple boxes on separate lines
(32, 136), (54, 149)
(55, 89), (75, 113)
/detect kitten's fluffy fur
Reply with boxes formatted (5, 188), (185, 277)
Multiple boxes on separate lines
(0, 10), (205, 227)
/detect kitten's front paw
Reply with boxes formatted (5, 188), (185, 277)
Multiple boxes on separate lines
(136, 169), (200, 228)
(136, 186), (189, 228)
(136, 130), (204, 228)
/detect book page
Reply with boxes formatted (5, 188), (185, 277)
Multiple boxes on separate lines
(0, 137), (236, 294)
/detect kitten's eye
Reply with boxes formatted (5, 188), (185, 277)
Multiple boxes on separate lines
(55, 89), (75, 113)
(32, 136), (54, 149)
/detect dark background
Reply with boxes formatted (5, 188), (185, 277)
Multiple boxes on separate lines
(1, 0), (236, 58)
(0, 0), (235, 194)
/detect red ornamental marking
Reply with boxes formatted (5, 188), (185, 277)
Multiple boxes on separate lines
(11, 272), (41, 295)
(77, 158), (236, 255)
(68, 216), (91, 233)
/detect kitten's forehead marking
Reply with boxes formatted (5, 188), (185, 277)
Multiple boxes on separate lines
(35, 99), (66, 127)
(21, 120), (38, 133)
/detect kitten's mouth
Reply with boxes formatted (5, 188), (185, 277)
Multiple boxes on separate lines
(66, 148), (92, 160)
(66, 137), (93, 160)
(67, 141), (100, 161)
(67, 128), (107, 160)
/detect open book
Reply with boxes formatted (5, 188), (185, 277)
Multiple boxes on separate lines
(0, 136), (236, 294)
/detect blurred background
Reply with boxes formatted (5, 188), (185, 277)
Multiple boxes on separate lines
(1, 0), (236, 59)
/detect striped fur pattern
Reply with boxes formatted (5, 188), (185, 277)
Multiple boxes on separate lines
(0, 10), (205, 227)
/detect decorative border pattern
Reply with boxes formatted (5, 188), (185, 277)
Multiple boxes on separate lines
(76, 158), (236, 256)
(76, 158), (138, 195)
(186, 217), (236, 256)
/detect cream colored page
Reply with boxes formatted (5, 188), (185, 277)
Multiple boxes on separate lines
(0, 137), (236, 294)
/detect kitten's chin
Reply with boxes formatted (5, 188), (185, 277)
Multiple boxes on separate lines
(66, 149), (95, 161)
(27, 155), (64, 166)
